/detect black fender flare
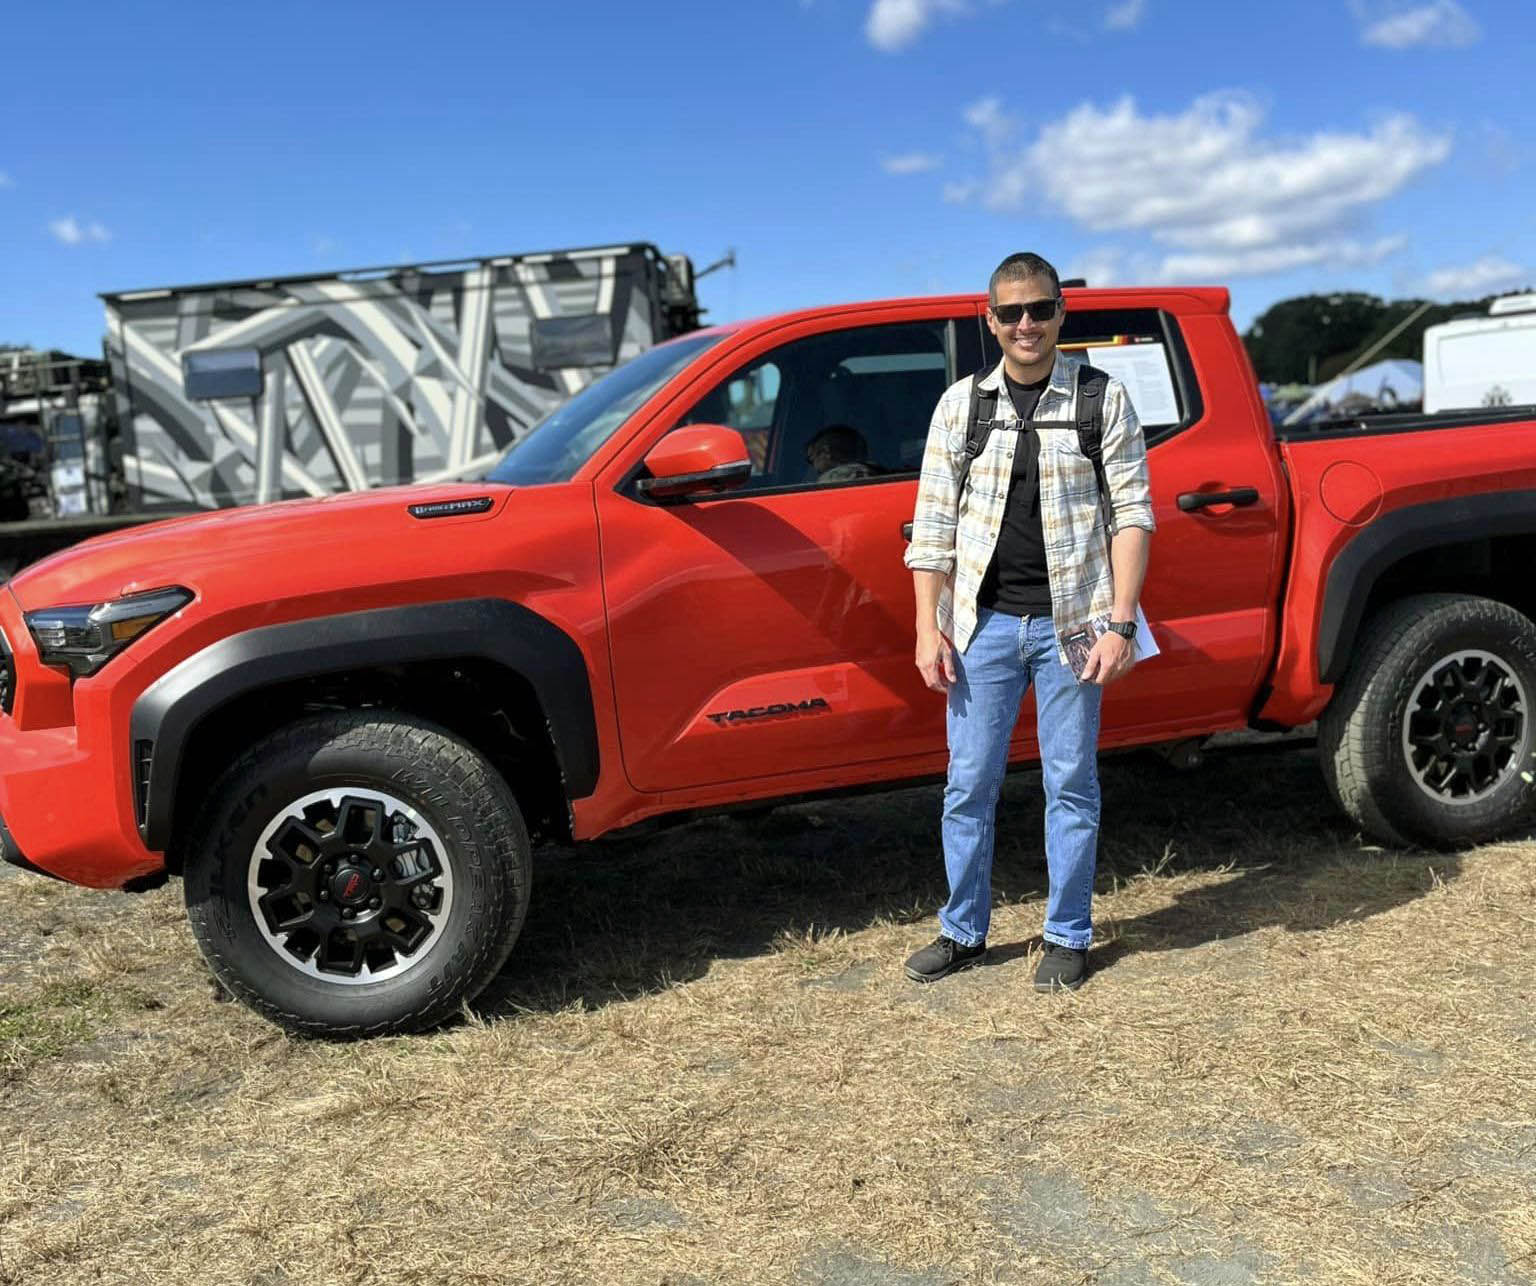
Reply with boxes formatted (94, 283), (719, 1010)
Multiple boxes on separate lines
(1317, 490), (1536, 685)
(130, 598), (600, 851)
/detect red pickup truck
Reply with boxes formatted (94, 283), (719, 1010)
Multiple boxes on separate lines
(3, 286), (1534, 1036)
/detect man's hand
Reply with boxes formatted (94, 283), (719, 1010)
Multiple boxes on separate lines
(1079, 630), (1134, 686)
(916, 630), (958, 692)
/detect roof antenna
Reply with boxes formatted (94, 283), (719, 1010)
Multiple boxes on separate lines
(695, 248), (737, 280)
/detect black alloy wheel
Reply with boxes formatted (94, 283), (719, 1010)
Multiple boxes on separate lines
(1400, 649), (1527, 805)
(248, 788), (456, 985)
(1320, 593), (1536, 849)
(185, 711), (531, 1037)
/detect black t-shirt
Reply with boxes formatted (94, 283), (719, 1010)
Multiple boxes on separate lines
(977, 372), (1052, 617)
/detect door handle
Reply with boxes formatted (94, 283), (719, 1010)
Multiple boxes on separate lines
(901, 521), (913, 540)
(1177, 487), (1260, 512)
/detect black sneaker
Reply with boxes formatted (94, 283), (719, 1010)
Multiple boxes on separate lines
(904, 935), (986, 983)
(1034, 942), (1088, 992)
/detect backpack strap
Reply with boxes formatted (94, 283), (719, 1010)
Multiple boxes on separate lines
(1074, 363), (1109, 503)
(960, 362), (1111, 500)
(959, 366), (1001, 491)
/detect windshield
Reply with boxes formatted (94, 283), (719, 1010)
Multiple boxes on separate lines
(486, 333), (726, 485)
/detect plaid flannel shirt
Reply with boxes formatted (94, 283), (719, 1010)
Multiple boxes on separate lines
(904, 350), (1155, 657)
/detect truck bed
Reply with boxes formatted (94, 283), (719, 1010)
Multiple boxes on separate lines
(1274, 403), (1536, 442)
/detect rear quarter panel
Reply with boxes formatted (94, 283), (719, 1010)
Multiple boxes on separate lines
(1261, 417), (1536, 725)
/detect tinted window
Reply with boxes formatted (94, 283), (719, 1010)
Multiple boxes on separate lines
(182, 347), (264, 400)
(673, 321), (951, 492)
(530, 314), (614, 370)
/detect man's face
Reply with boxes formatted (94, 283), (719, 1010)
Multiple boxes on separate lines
(986, 275), (1064, 372)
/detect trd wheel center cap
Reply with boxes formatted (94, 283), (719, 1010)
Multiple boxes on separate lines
(330, 866), (374, 907)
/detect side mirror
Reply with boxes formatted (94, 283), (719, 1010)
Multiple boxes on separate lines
(636, 424), (752, 500)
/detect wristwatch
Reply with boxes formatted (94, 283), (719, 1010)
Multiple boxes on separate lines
(1107, 620), (1136, 640)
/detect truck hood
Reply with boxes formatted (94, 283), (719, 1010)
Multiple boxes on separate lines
(8, 483), (516, 610)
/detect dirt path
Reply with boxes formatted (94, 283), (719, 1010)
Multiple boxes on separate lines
(2, 745), (1534, 1284)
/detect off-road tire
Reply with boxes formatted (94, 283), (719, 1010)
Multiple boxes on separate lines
(1319, 593), (1536, 849)
(184, 711), (531, 1038)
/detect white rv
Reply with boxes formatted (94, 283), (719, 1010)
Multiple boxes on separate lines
(1422, 293), (1536, 414)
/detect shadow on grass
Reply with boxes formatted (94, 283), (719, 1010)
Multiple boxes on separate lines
(478, 744), (1470, 1017)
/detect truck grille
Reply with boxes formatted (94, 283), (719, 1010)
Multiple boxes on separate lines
(0, 626), (14, 716)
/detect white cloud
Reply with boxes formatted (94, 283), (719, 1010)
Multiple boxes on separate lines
(865, 0), (968, 51)
(1103, 0), (1145, 30)
(882, 152), (943, 175)
(1420, 255), (1529, 298)
(949, 91), (1449, 279)
(1065, 236), (1410, 285)
(962, 95), (1013, 147)
(0, 171), (13, 189)
(49, 215), (112, 245)
(1353, 0), (1480, 48)
(1066, 247), (1131, 286)
(1154, 236), (1407, 282)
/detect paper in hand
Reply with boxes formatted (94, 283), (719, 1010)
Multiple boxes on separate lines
(1059, 606), (1160, 683)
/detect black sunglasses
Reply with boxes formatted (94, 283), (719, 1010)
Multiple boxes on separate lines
(991, 298), (1061, 325)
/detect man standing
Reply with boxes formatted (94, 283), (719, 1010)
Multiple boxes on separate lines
(902, 252), (1154, 991)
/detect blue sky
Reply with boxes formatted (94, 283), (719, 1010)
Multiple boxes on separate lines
(3, 0), (1531, 356)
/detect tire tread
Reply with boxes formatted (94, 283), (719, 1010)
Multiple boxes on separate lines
(1319, 593), (1536, 848)
(185, 711), (530, 1039)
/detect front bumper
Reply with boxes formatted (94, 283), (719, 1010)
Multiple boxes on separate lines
(0, 809), (62, 882)
(0, 716), (163, 889)
(0, 595), (164, 891)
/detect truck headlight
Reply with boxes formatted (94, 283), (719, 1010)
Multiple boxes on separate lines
(24, 587), (194, 677)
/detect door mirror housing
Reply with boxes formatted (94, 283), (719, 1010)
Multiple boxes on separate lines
(636, 424), (752, 499)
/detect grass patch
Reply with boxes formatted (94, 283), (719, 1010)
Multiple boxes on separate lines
(1, 744), (1534, 1284)
(0, 981), (110, 1081)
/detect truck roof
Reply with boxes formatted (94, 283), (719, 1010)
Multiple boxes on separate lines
(705, 283), (1233, 339)
(100, 240), (673, 302)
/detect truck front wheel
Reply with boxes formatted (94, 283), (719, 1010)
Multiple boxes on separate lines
(1319, 593), (1536, 848)
(184, 711), (531, 1037)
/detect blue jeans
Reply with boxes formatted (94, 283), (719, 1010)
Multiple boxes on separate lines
(939, 609), (1102, 951)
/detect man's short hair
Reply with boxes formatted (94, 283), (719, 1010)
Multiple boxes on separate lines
(989, 252), (1061, 305)
(807, 424), (867, 464)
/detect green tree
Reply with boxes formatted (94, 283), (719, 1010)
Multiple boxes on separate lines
(1243, 293), (1387, 384)
(1243, 288), (1534, 385)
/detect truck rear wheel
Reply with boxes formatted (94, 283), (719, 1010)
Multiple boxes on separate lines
(184, 711), (530, 1037)
(1319, 593), (1536, 848)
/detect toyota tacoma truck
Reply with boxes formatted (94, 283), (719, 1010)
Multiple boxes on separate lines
(3, 286), (1534, 1037)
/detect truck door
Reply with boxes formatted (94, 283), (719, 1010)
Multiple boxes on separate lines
(596, 311), (965, 793)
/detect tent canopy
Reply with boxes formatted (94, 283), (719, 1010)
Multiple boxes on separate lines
(1283, 358), (1423, 425)
(1310, 358), (1423, 405)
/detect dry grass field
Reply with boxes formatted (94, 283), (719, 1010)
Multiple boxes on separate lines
(2, 740), (1534, 1285)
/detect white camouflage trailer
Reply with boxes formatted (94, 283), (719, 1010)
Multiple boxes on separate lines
(101, 243), (701, 510)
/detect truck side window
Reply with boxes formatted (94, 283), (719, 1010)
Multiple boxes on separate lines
(674, 322), (950, 492)
(975, 306), (1198, 445)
